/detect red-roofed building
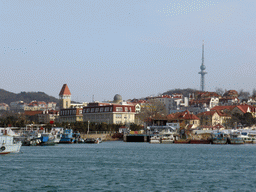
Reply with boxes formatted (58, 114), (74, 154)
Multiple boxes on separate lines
(231, 104), (256, 117)
(83, 102), (136, 124)
(166, 110), (200, 129)
(59, 84), (71, 109)
(197, 110), (231, 127)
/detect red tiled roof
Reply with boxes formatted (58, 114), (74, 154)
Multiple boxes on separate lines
(167, 110), (199, 120)
(235, 104), (251, 114)
(211, 105), (236, 111)
(59, 84), (71, 96)
(197, 111), (216, 116)
(24, 111), (43, 116)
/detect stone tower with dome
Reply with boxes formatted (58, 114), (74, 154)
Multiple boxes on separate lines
(113, 94), (123, 104)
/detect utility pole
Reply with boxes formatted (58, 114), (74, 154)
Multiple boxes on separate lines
(87, 120), (89, 134)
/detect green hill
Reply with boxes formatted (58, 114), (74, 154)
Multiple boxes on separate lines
(0, 89), (59, 105)
(162, 88), (198, 97)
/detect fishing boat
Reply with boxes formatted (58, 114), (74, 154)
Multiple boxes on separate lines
(161, 134), (175, 144)
(40, 133), (56, 146)
(149, 135), (161, 144)
(50, 128), (63, 144)
(229, 131), (244, 144)
(0, 129), (22, 154)
(59, 129), (74, 144)
(85, 138), (98, 144)
(240, 132), (256, 144)
(212, 132), (228, 144)
(190, 139), (211, 144)
(174, 139), (190, 144)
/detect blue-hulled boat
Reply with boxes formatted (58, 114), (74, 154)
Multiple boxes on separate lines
(40, 133), (55, 146)
(59, 129), (74, 144)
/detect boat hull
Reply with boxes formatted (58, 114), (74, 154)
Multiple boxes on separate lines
(190, 140), (211, 144)
(212, 139), (227, 144)
(161, 140), (174, 144)
(0, 136), (22, 155)
(230, 139), (244, 144)
(174, 140), (190, 144)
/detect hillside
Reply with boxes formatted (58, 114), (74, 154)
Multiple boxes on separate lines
(162, 88), (199, 97)
(0, 89), (59, 105)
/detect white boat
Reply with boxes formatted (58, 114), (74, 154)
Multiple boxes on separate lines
(150, 135), (161, 144)
(0, 130), (22, 154)
(241, 132), (256, 144)
(96, 138), (102, 144)
(161, 134), (175, 144)
(50, 128), (64, 144)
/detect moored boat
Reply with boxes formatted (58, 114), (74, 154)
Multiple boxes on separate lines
(0, 130), (22, 154)
(212, 132), (228, 144)
(40, 133), (56, 146)
(241, 132), (256, 144)
(190, 139), (211, 144)
(161, 134), (175, 144)
(59, 129), (74, 144)
(174, 139), (190, 144)
(150, 135), (161, 144)
(85, 138), (98, 144)
(229, 131), (244, 144)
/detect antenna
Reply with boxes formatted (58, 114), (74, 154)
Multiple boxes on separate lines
(202, 40), (204, 65)
(198, 40), (207, 91)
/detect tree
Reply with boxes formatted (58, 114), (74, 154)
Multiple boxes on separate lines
(238, 89), (250, 100)
(137, 99), (167, 125)
(215, 87), (224, 96)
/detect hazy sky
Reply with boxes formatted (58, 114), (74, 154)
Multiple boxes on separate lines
(1, 0), (256, 102)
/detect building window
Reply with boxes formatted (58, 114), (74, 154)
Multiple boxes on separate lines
(116, 114), (122, 118)
(100, 108), (104, 112)
(116, 107), (123, 112)
(105, 107), (109, 112)
(91, 108), (94, 113)
(125, 107), (128, 112)
(95, 108), (99, 112)
(86, 108), (90, 113)
(110, 107), (112, 112)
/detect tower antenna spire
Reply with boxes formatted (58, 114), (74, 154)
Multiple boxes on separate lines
(198, 40), (207, 91)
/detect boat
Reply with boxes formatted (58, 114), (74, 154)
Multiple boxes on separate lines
(50, 128), (63, 144)
(229, 131), (244, 144)
(212, 132), (228, 144)
(190, 139), (211, 144)
(40, 133), (56, 146)
(59, 129), (74, 144)
(95, 138), (102, 144)
(174, 139), (190, 144)
(0, 129), (22, 154)
(149, 135), (161, 144)
(85, 138), (98, 144)
(241, 132), (256, 144)
(161, 134), (175, 144)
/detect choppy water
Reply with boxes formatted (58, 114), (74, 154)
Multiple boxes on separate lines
(1, 142), (256, 191)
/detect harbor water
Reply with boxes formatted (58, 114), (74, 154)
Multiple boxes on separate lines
(1, 142), (256, 191)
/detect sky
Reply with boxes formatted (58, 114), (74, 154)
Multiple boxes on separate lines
(1, 0), (256, 102)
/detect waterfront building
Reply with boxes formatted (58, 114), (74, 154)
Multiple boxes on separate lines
(83, 94), (136, 124)
(0, 103), (9, 111)
(166, 110), (200, 129)
(10, 101), (27, 112)
(197, 110), (230, 127)
(58, 84), (85, 123)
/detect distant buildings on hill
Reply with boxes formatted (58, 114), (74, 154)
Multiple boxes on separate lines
(1, 84), (256, 129)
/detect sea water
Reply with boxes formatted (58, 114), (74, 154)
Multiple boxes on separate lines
(1, 142), (256, 191)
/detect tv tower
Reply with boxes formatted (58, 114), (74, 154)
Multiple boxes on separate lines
(198, 41), (207, 91)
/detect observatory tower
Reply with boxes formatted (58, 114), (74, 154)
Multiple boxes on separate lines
(198, 41), (207, 91)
